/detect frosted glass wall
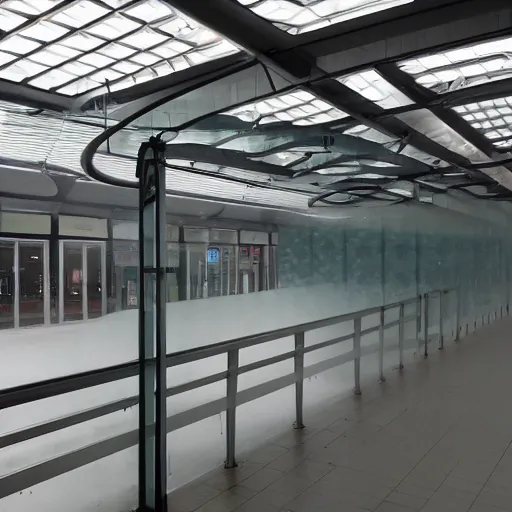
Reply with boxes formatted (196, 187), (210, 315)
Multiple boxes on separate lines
(277, 202), (512, 329)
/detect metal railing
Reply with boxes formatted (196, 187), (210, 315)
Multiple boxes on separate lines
(0, 288), (474, 499)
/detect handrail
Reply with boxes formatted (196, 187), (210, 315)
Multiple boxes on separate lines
(0, 292), (431, 410)
(0, 289), (457, 500)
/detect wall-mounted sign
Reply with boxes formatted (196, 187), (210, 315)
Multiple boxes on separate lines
(59, 215), (108, 239)
(207, 248), (220, 263)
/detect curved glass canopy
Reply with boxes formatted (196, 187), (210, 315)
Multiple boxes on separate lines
(1, 0), (512, 210)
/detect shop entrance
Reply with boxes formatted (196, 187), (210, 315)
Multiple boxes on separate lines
(0, 239), (50, 329)
(59, 241), (106, 322)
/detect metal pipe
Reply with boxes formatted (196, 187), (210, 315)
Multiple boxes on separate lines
(353, 317), (362, 395)
(294, 332), (305, 429)
(225, 349), (239, 468)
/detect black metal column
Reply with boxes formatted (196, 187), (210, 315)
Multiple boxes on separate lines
(137, 137), (168, 512)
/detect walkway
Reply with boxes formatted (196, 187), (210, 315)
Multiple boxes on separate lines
(169, 316), (512, 512)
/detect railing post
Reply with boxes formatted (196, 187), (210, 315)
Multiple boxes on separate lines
(378, 307), (385, 382)
(225, 349), (239, 469)
(294, 332), (305, 430)
(353, 317), (362, 395)
(455, 289), (461, 342)
(424, 293), (429, 358)
(438, 291), (444, 350)
(398, 303), (404, 370)
(416, 294), (421, 351)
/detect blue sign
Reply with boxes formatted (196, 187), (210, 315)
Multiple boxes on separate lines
(207, 248), (220, 263)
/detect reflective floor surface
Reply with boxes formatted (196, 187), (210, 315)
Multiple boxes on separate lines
(168, 317), (512, 512)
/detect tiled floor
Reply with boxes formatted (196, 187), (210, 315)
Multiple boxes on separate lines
(168, 317), (512, 511)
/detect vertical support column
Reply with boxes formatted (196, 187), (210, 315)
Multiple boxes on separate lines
(225, 349), (239, 468)
(353, 317), (362, 395)
(424, 294), (429, 358)
(137, 138), (168, 512)
(378, 308), (385, 382)
(438, 291), (444, 350)
(294, 332), (305, 429)
(398, 303), (404, 370)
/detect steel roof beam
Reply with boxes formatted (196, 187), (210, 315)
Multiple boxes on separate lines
(164, 0), (479, 172)
(310, 0), (512, 74)
(376, 63), (499, 157)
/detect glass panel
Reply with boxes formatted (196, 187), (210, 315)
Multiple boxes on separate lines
(0, 241), (14, 329)
(187, 246), (206, 300)
(62, 242), (83, 321)
(19, 242), (45, 327)
(87, 244), (102, 319)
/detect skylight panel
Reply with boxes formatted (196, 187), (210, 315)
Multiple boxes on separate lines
(225, 89), (348, 126)
(2, 0), (64, 16)
(338, 69), (413, 109)
(0, 8), (26, 32)
(0, 0), (239, 96)
(236, 0), (414, 34)
(51, 1), (110, 28)
(453, 97), (512, 150)
(400, 36), (512, 93)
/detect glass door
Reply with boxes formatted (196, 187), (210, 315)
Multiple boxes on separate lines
(61, 242), (83, 322)
(19, 242), (48, 327)
(86, 244), (103, 319)
(239, 246), (264, 294)
(59, 241), (106, 322)
(207, 246), (236, 297)
(186, 245), (207, 300)
(0, 242), (14, 329)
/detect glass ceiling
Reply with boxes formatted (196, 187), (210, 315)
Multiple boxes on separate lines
(453, 98), (512, 150)
(399, 36), (512, 94)
(237, 0), (415, 35)
(2, 2), (512, 209)
(225, 89), (348, 125)
(338, 69), (413, 110)
(0, 0), (239, 96)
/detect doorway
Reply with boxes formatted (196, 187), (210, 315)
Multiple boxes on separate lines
(0, 239), (50, 329)
(59, 241), (106, 322)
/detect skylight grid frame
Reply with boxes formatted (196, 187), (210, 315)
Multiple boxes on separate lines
(236, 0), (415, 35)
(399, 35), (512, 94)
(0, 0), (239, 96)
(225, 88), (349, 126)
(453, 98), (512, 150)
